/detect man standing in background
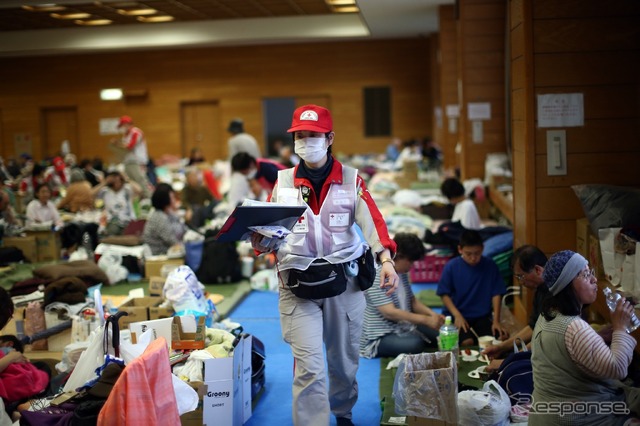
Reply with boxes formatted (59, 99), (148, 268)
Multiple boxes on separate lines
(227, 118), (262, 160)
(112, 115), (152, 199)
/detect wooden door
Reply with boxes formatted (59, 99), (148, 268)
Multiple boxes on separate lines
(42, 107), (78, 159)
(181, 101), (221, 162)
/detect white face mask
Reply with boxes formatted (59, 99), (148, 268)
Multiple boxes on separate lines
(294, 137), (327, 164)
(246, 169), (257, 179)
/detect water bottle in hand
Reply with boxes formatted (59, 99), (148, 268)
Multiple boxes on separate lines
(603, 287), (640, 333)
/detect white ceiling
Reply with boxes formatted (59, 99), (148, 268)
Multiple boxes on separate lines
(0, 0), (454, 57)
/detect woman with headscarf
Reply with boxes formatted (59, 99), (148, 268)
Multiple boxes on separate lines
(530, 250), (639, 425)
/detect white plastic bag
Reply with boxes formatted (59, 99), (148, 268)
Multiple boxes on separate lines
(63, 325), (109, 392)
(163, 265), (208, 313)
(458, 380), (511, 426)
(98, 251), (128, 285)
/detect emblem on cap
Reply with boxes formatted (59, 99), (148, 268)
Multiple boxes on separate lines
(299, 110), (318, 121)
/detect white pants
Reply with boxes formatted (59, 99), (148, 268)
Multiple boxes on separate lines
(279, 276), (365, 426)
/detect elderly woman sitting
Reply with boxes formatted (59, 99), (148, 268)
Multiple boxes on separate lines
(142, 183), (188, 255)
(530, 250), (639, 426)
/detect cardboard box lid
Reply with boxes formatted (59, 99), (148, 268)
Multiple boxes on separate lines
(119, 296), (163, 308)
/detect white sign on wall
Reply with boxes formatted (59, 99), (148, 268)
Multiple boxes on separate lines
(537, 93), (584, 128)
(468, 102), (492, 121)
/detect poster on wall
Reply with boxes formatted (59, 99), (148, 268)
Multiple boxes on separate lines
(13, 133), (33, 157)
(434, 107), (443, 129)
(537, 93), (584, 128)
(445, 104), (460, 118)
(468, 102), (491, 121)
(100, 118), (121, 135)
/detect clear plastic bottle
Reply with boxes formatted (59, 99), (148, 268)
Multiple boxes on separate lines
(603, 287), (640, 333)
(438, 315), (459, 353)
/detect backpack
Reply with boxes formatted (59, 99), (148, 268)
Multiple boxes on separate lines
(490, 338), (533, 406)
(196, 229), (242, 284)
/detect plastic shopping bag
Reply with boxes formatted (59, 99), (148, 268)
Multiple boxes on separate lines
(458, 380), (511, 426)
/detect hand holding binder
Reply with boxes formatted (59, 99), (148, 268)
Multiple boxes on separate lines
(214, 203), (306, 242)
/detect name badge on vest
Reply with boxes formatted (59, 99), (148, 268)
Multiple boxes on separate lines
(329, 212), (349, 227)
(292, 211), (309, 233)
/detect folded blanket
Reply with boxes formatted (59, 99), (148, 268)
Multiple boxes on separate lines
(34, 260), (110, 286)
(44, 276), (88, 306)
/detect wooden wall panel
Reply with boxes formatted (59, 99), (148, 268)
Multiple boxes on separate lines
(533, 0), (640, 19)
(534, 53), (639, 86)
(0, 39), (431, 162)
(457, 0), (506, 181)
(534, 118), (640, 153)
(438, 5), (459, 172)
(536, 219), (576, 253)
(535, 153), (640, 187)
(534, 18), (640, 52)
(536, 187), (585, 220)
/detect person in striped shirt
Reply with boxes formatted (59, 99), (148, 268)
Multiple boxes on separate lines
(530, 250), (639, 425)
(360, 233), (445, 358)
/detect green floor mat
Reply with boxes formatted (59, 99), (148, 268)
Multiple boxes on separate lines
(416, 289), (443, 308)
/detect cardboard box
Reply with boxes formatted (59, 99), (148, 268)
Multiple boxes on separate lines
(144, 256), (184, 279)
(180, 382), (205, 426)
(395, 352), (457, 425)
(171, 316), (206, 350)
(576, 217), (591, 258)
(117, 296), (163, 329)
(408, 416), (456, 426)
(149, 306), (175, 320)
(148, 276), (165, 297)
(589, 233), (605, 280)
(25, 230), (62, 262)
(202, 339), (244, 426)
(240, 335), (252, 423)
(1, 236), (37, 262)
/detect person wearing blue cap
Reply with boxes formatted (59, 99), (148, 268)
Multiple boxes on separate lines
(529, 250), (639, 425)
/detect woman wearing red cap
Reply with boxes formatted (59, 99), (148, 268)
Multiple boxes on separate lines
(251, 105), (399, 426)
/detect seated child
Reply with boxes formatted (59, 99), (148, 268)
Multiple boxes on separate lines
(360, 233), (445, 358)
(0, 334), (50, 417)
(436, 229), (508, 346)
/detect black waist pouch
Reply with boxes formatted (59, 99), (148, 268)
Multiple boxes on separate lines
(287, 260), (347, 299)
(356, 248), (376, 291)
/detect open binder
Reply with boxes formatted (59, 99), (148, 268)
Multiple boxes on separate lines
(214, 204), (307, 242)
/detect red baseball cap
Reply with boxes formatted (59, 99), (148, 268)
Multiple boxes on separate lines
(53, 156), (65, 172)
(287, 105), (333, 133)
(118, 115), (133, 127)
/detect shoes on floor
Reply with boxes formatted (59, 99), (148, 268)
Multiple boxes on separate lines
(336, 417), (354, 426)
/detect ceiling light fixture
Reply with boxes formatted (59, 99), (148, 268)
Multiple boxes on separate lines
(74, 19), (113, 26)
(117, 8), (158, 16)
(331, 5), (359, 13)
(22, 4), (67, 12)
(100, 88), (123, 101)
(137, 15), (174, 23)
(51, 12), (91, 19)
(326, 0), (356, 5)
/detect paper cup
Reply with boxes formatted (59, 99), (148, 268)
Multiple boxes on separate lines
(478, 335), (494, 350)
